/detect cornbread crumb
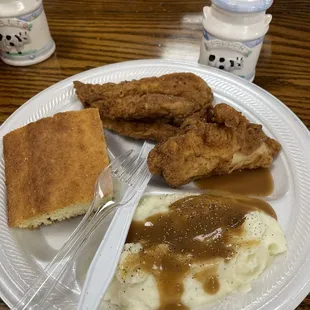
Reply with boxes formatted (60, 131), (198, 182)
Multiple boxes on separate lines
(3, 108), (111, 229)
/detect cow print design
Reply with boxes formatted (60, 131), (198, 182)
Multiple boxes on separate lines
(209, 55), (215, 61)
(15, 35), (22, 42)
(208, 54), (244, 72)
(0, 31), (31, 54)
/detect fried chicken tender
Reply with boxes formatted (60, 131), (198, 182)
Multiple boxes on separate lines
(148, 104), (281, 187)
(74, 72), (213, 126)
(101, 118), (179, 141)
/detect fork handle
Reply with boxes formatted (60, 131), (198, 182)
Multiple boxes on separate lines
(36, 202), (120, 309)
(77, 193), (143, 310)
(12, 201), (118, 310)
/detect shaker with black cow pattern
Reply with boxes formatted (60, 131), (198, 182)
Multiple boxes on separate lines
(0, 0), (55, 66)
(198, 0), (273, 81)
(0, 31), (31, 54)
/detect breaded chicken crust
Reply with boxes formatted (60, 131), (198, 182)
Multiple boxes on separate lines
(101, 118), (179, 141)
(74, 72), (213, 131)
(148, 104), (281, 187)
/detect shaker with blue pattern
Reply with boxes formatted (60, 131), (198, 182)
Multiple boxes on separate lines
(0, 0), (55, 66)
(198, 0), (273, 81)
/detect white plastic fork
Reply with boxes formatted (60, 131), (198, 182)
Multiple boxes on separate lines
(12, 143), (153, 310)
(77, 142), (153, 310)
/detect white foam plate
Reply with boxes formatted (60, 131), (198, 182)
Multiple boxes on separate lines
(0, 59), (309, 310)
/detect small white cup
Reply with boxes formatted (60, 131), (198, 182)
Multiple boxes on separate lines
(0, 0), (55, 66)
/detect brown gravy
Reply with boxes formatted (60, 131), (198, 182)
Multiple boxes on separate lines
(126, 194), (276, 310)
(195, 168), (274, 197)
(193, 263), (220, 295)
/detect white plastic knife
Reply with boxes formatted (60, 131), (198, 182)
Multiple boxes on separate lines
(77, 142), (153, 310)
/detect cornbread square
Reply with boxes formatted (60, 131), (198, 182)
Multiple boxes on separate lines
(3, 109), (110, 229)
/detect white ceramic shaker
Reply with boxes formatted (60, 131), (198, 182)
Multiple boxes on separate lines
(0, 0), (55, 66)
(199, 0), (273, 81)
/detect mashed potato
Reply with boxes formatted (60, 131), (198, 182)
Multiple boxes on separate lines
(103, 194), (286, 310)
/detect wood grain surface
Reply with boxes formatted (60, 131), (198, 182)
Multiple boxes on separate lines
(0, 0), (309, 309)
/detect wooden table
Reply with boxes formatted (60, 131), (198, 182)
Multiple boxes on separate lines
(0, 0), (309, 309)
